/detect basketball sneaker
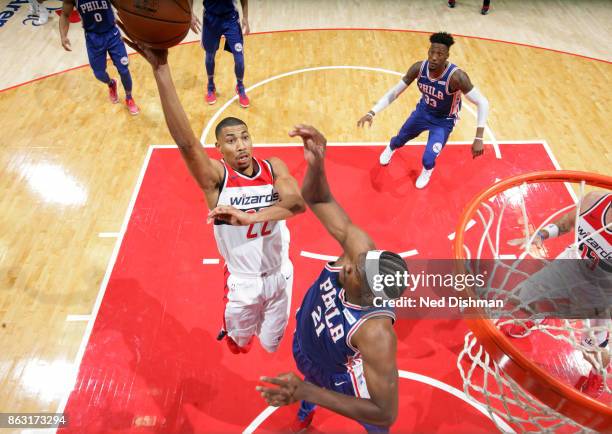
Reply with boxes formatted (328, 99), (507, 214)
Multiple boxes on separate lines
(379, 145), (395, 165)
(126, 97), (140, 115)
(415, 167), (433, 189)
(206, 88), (217, 105)
(108, 79), (119, 104)
(225, 335), (253, 354)
(236, 84), (250, 108)
(291, 410), (314, 433)
(481, 5), (490, 15)
(576, 371), (604, 399)
(500, 318), (547, 338)
(35, 5), (48, 25)
(448, 0), (456, 8)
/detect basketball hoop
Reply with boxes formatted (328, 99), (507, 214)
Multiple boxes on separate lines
(453, 171), (612, 433)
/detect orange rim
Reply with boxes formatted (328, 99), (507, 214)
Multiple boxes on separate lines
(454, 170), (612, 431)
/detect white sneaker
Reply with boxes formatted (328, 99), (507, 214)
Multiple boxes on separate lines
(35, 5), (48, 25)
(379, 145), (395, 166)
(415, 167), (433, 189)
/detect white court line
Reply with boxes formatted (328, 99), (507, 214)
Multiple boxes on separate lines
(499, 254), (517, 260)
(200, 65), (501, 156)
(448, 219), (476, 240)
(243, 370), (515, 433)
(301, 250), (338, 261)
(54, 146), (155, 429)
(98, 232), (119, 238)
(203, 258), (220, 265)
(398, 249), (419, 258)
(541, 139), (578, 202)
(66, 315), (91, 322)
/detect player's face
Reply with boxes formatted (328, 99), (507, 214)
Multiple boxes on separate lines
(217, 124), (253, 172)
(427, 43), (449, 71)
(341, 259), (374, 307)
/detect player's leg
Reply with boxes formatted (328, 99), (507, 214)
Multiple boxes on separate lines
(107, 28), (139, 115)
(202, 13), (223, 104)
(223, 272), (263, 354)
(33, 0), (48, 25)
(379, 110), (428, 166)
(291, 335), (321, 430)
(415, 119), (453, 188)
(257, 261), (293, 353)
(85, 32), (119, 104)
(223, 15), (248, 108)
(482, 0), (491, 15)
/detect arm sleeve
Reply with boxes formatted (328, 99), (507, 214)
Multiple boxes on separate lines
(464, 87), (489, 128)
(371, 80), (409, 115)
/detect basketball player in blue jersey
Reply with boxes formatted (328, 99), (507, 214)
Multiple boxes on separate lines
(59, 0), (139, 115)
(257, 125), (409, 432)
(191, 0), (250, 108)
(358, 32), (489, 189)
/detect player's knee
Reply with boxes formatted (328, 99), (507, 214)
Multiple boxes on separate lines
(259, 332), (284, 353)
(422, 142), (443, 169)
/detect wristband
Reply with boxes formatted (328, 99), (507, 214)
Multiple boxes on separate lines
(542, 223), (559, 239)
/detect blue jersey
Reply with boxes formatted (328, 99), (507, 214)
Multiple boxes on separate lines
(76, 0), (115, 33)
(294, 263), (395, 375)
(416, 60), (462, 119)
(204, 0), (238, 16)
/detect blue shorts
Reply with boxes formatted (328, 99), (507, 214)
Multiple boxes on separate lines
(85, 26), (129, 76)
(292, 333), (389, 433)
(390, 106), (456, 151)
(202, 11), (243, 54)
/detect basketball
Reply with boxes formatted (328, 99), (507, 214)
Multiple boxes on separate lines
(111, 0), (192, 49)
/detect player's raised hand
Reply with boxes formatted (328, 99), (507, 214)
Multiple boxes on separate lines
(289, 124), (327, 164)
(190, 13), (201, 34)
(471, 138), (484, 158)
(207, 205), (253, 225)
(256, 373), (305, 407)
(357, 112), (374, 128)
(117, 20), (168, 69)
(61, 36), (72, 51)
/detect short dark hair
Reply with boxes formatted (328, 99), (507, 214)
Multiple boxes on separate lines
(378, 251), (409, 299)
(430, 32), (455, 49)
(215, 117), (247, 140)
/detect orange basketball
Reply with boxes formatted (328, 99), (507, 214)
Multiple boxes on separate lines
(111, 0), (191, 49)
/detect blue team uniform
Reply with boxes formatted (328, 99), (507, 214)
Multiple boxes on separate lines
(75, 0), (130, 84)
(390, 60), (463, 169)
(202, 0), (243, 54)
(293, 263), (396, 432)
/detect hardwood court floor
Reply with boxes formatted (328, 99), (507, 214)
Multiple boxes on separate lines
(0, 0), (610, 429)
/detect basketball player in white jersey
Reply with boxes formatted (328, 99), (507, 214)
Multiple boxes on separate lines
(120, 33), (306, 355)
(505, 190), (612, 398)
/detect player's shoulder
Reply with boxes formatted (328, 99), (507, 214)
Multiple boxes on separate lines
(265, 157), (291, 176)
(582, 190), (610, 210)
(351, 315), (395, 350)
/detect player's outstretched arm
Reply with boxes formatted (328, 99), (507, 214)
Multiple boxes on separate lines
(59, 0), (75, 51)
(256, 318), (398, 427)
(120, 28), (224, 206)
(450, 70), (489, 158)
(357, 61), (421, 128)
(508, 191), (607, 248)
(291, 124), (374, 256)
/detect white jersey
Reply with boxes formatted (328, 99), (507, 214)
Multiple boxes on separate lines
(577, 193), (612, 273)
(213, 157), (288, 276)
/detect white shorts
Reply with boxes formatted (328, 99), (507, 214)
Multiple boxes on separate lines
(223, 260), (293, 353)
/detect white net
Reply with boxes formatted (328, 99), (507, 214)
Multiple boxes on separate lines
(456, 177), (612, 433)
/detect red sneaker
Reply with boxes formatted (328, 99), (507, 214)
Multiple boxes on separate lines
(576, 371), (604, 399)
(236, 85), (250, 108)
(108, 79), (119, 104)
(500, 318), (547, 338)
(290, 410), (314, 433)
(225, 335), (253, 354)
(126, 97), (140, 115)
(206, 89), (217, 105)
